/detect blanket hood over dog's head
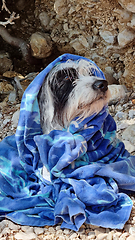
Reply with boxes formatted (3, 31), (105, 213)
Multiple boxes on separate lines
(16, 54), (106, 140)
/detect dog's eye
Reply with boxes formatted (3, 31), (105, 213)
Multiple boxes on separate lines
(57, 68), (78, 84)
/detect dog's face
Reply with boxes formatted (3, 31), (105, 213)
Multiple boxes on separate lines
(38, 59), (110, 134)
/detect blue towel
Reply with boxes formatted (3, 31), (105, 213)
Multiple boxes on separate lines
(0, 53), (135, 231)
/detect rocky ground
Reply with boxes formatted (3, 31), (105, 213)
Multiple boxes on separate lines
(0, 77), (135, 239)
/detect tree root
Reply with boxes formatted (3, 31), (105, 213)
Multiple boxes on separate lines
(0, 26), (42, 65)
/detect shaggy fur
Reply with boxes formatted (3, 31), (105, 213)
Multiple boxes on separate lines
(38, 59), (110, 134)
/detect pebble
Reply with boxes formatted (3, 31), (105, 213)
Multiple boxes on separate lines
(97, 233), (108, 240)
(129, 110), (135, 119)
(14, 231), (37, 239)
(34, 227), (44, 235)
(123, 140), (135, 153)
(122, 124), (135, 145)
(127, 235), (135, 240)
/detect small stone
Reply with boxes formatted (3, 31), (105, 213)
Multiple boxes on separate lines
(119, 232), (129, 239)
(63, 229), (70, 234)
(93, 27), (98, 35)
(129, 110), (135, 119)
(123, 140), (135, 153)
(99, 30), (116, 44)
(122, 124), (135, 145)
(70, 232), (78, 239)
(54, 0), (69, 16)
(127, 235), (135, 240)
(8, 221), (20, 231)
(129, 226), (135, 235)
(34, 227), (44, 235)
(106, 231), (113, 240)
(117, 122), (129, 131)
(11, 109), (20, 128)
(14, 231), (37, 240)
(1, 227), (11, 236)
(8, 91), (16, 103)
(97, 233), (108, 240)
(39, 12), (50, 28)
(108, 85), (127, 105)
(118, 0), (135, 13)
(21, 225), (34, 232)
(55, 225), (61, 231)
(95, 227), (106, 236)
(79, 35), (89, 48)
(48, 226), (56, 232)
(3, 118), (10, 126)
(30, 32), (52, 58)
(115, 111), (127, 120)
(0, 52), (13, 74)
(118, 29), (135, 48)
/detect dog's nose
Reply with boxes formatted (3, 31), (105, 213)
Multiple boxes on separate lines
(92, 80), (108, 92)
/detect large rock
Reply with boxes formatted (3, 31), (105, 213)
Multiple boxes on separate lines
(118, 0), (135, 13)
(0, 52), (13, 74)
(99, 30), (116, 44)
(118, 29), (135, 47)
(122, 124), (135, 145)
(108, 85), (127, 104)
(30, 32), (53, 59)
(54, 0), (69, 17)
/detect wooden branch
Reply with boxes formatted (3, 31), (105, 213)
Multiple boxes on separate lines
(0, 12), (20, 27)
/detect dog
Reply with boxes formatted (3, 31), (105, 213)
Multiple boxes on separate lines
(38, 59), (110, 134)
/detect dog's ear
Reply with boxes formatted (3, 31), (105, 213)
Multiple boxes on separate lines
(50, 68), (78, 111)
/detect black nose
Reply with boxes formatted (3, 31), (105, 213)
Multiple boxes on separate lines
(92, 80), (108, 92)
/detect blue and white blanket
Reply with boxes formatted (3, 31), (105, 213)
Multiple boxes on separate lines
(0, 53), (135, 231)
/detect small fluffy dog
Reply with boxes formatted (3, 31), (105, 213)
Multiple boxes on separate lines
(38, 59), (110, 134)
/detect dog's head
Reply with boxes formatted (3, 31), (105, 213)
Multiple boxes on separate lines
(38, 59), (110, 133)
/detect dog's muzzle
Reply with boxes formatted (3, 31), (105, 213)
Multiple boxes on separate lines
(92, 80), (108, 93)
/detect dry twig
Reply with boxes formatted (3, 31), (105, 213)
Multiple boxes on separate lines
(0, 12), (20, 27)
(0, 0), (20, 27)
(1, 0), (11, 14)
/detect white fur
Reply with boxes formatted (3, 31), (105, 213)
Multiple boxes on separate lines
(38, 59), (110, 134)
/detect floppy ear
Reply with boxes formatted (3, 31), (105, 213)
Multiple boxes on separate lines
(38, 80), (55, 134)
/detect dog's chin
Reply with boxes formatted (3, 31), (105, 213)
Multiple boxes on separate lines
(63, 89), (111, 126)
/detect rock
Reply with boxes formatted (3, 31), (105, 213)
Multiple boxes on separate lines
(118, 0), (135, 13)
(8, 221), (20, 230)
(99, 30), (116, 44)
(0, 82), (13, 92)
(30, 32), (52, 58)
(127, 14), (135, 29)
(34, 227), (44, 235)
(118, 29), (135, 47)
(115, 111), (127, 120)
(129, 109), (135, 118)
(8, 91), (16, 103)
(39, 12), (50, 29)
(127, 235), (135, 240)
(70, 39), (86, 54)
(11, 109), (20, 128)
(106, 231), (113, 240)
(108, 85), (127, 104)
(117, 122), (129, 131)
(14, 231), (37, 240)
(79, 35), (89, 48)
(0, 52), (13, 74)
(97, 233), (108, 240)
(54, 0), (69, 17)
(123, 140), (135, 153)
(122, 124), (135, 145)
(0, 220), (8, 232)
